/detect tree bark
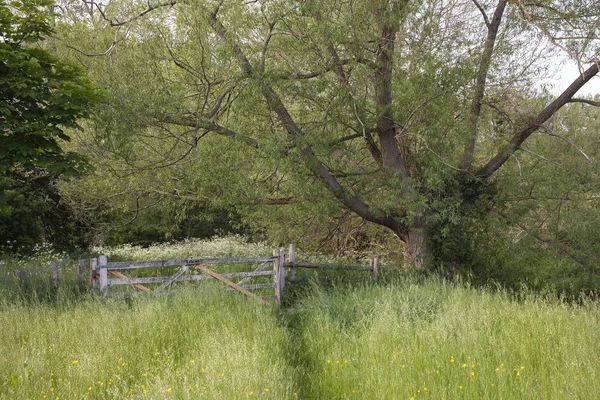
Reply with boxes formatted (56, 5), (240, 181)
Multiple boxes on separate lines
(403, 217), (426, 268)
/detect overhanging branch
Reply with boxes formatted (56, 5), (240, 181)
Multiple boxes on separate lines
(567, 98), (600, 107)
(85, 0), (177, 27)
(479, 62), (599, 178)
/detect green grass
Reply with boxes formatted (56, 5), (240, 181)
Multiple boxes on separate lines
(0, 291), (296, 399)
(1, 238), (599, 399)
(290, 279), (600, 399)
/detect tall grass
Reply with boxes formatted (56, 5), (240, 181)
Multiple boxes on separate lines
(0, 290), (296, 399)
(1, 238), (598, 399)
(0, 244), (86, 305)
(290, 278), (600, 399)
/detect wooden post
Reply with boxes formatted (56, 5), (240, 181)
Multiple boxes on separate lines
(278, 248), (285, 299)
(51, 260), (59, 287)
(288, 244), (296, 282)
(90, 258), (97, 289)
(273, 250), (280, 304)
(77, 259), (86, 290)
(372, 257), (379, 281)
(98, 255), (108, 295)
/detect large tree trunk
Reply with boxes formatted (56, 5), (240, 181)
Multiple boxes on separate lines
(403, 217), (427, 268)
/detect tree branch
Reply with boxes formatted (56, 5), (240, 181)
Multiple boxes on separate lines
(460, 0), (506, 170)
(470, 0), (491, 28)
(54, 24), (131, 57)
(541, 125), (596, 164)
(567, 98), (600, 107)
(328, 133), (363, 146)
(160, 114), (258, 147)
(479, 62), (599, 178)
(87, 0), (177, 27)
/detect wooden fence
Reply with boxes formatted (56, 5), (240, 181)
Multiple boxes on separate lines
(12, 245), (380, 305)
(91, 251), (286, 304)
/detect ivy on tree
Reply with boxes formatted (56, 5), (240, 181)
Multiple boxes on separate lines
(0, 0), (101, 176)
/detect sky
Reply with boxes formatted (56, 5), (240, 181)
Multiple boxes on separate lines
(550, 59), (600, 97)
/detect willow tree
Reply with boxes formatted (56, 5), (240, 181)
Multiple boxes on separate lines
(57, 0), (600, 268)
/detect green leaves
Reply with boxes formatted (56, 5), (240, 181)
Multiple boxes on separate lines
(0, 1), (101, 176)
(0, 0), (55, 45)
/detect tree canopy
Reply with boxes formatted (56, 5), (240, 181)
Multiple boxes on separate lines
(0, 0), (100, 176)
(0, 0), (102, 253)
(52, 0), (600, 276)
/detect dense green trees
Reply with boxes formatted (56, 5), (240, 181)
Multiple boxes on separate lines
(0, 0), (100, 175)
(50, 0), (600, 279)
(0, 0), (101, 252)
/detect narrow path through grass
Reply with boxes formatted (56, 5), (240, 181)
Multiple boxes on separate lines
(1, 278), (599, 399)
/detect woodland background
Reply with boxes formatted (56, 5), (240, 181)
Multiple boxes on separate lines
(3, 0), (600, 295)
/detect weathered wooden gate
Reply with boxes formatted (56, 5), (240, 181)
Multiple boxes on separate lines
(91, 249), (286, 304)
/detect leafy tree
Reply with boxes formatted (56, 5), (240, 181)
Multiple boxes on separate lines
(0, 0), (101, 252)
(0, 0), (100, 176)
(0, 167), (93, 254)
(55, 0), (600, 272)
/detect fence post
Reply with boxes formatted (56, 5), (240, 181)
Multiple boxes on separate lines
(372, 257), (379, 281)
(51, 260), (59, 287)
(288, 244), (296, 282)
(78, 259), (86, 290)
(278, 248), (285, 299)
(273, 250), (279, 304)
(98, 255), (108, 295)
(90, 258), (97, 289)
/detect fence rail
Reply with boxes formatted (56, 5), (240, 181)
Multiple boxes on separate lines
(105, 256), (276, 270)
(106, 270), (276, 286)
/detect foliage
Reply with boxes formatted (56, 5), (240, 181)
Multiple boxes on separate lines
(0, 0), (102, 253)
(0, 168), (94, 254)
(99, 200), (248, 248)
(0, 0), (101, 176)
(49, 0), (600, 279)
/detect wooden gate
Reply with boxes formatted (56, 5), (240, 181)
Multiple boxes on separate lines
(91, 250), (286, 304)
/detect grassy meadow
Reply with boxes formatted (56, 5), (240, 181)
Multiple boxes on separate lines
(1, 237), (599, 399)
